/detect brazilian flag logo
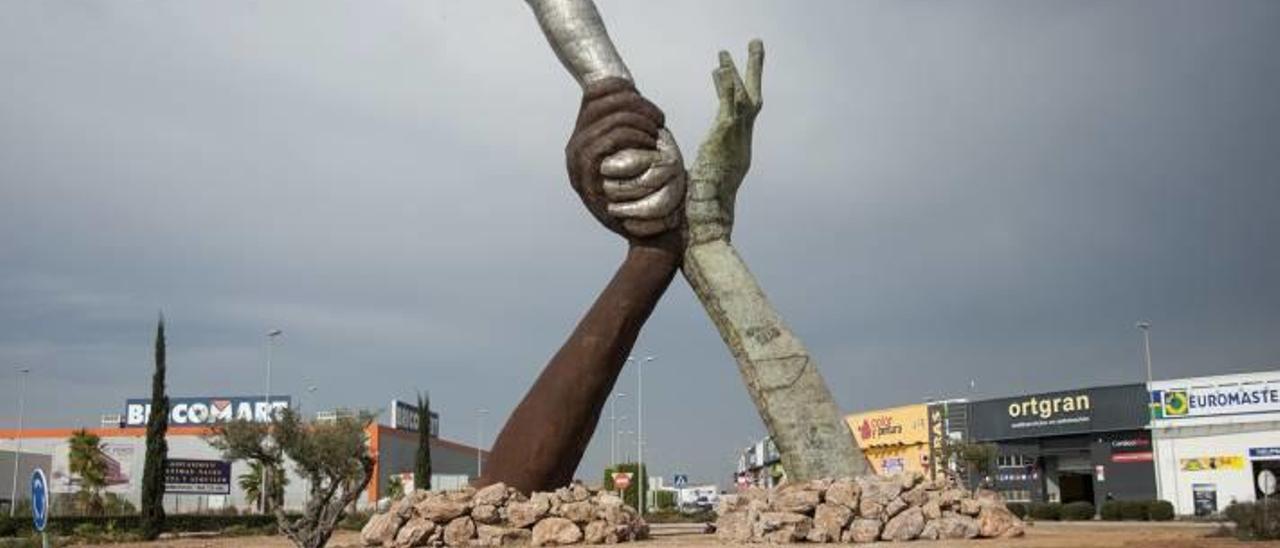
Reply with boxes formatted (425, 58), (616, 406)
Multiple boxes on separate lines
(1163, 390), (1189, 416)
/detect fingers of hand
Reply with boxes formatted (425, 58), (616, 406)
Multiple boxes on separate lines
(606, 173), (685, 219)
(603, 161), (678, 200)
(746, 39), (764, 107)
(601, 149), (661, 179)
(575, 88), (665, 133)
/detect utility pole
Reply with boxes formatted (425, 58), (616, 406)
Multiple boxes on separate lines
(629, 355), (654, 517)
(8, 367), (29, 517)
(609, 392), (625, 469)
(263, 329), (282, 513)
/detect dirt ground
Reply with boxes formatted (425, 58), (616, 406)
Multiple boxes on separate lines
(81, 522), (1280, 548)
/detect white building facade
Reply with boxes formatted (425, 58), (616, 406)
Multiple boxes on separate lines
(1150, 370), (1280, 516)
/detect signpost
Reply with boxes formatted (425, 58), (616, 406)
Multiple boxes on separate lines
(1261, 470), (1276, 537)
(673, 474), (688, 487)
(611, 472), (632, 491)
(31, 468), (49, 547)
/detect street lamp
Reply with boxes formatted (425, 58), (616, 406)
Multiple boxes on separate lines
(627, 355), (654, 517)
(476, 408), (489, 478)
(262, 329), (282, 513)
(610, 392), (626, 468)
(1136, 321), (1153, 384)
(8, 367), (29, 517)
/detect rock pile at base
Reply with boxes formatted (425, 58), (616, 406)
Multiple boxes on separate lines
(714, 473), (1024, 543)
(361, 482), (648, 547)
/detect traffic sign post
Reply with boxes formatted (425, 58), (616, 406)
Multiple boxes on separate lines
(31, 468), (49, 548)
(673, 474), (688, 487)
(1261, 470), (1277, 538)
(611, 472), (632, 492)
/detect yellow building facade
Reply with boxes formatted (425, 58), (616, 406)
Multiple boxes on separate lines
(845, 404), (932, 476)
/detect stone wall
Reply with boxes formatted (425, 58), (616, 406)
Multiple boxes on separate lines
(361, 482), (648, 547)
(714, 473), (1024, 543)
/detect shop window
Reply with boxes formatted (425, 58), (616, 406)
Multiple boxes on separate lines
(997, 454), (1033, 469)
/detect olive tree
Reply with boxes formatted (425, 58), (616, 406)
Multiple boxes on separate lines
(208, 409), (376, 548)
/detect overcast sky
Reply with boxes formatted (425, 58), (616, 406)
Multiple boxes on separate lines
(2, 1), (1278, 486)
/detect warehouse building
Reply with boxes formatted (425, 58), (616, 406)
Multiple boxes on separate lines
(0, 395), (485, 513)
(1150, 370), (1280, 516)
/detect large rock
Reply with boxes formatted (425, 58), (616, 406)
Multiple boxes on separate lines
(474, 482), (510, 507)
(922, 499), (942, 520)
(901, 484), (930, 507)
(884, 497), (908, 519)
(918, 520), (940, 541)
(856, 475), (903, 518)
(556, 501), (596, 524)
(418, 497), (470, 523)
(394, 518), (435, 547)
(808, 503), (852, 542)
(473, 504), (502, 525)
(880, 506), (925, 542)
(824, 478), (860, 510)
(773, 485), (821, 514)
(756, 512), (812, 544)
(844, 518), (881, 543)
(507, 495), (552, 528)
(959, 497), (982, 516)
(715, 510), (755, 543)
(443, 516), (476, 546)
(935, 514), (981, 539)
(570, 484), (592, 502)
(361, 511), (404, 546)
(978, 504), (1025, 538)
(476, 525), (531, 547)
(582, 521), (610, 544)
(532, 517), (583, 546)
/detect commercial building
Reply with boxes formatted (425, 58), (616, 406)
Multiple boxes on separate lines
(845, 404), (932, 476)
(1150, 371), (1280, 516)
(0, 396), (485, 513)
(967, 383), (1155, 508)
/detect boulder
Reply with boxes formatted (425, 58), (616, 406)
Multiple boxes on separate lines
(714, 510), (755, 543)
(532, 517), (583, 546)
(880, 506), (925, 542)
(922, 499), (942, 520)
(884, 497), (908, 519)
(570, 484), (592, 502)
(808, 503), (852, 542)
(978, 504), (1025, 538)
(474, 482), (510, 507)
(556, 501), (596, 524)
(582, 521), (610, 544)
(394, 518), (435, 547)
(935, 514), (981, 540)
(901, 484), (930, 507)
(756, 512), (812, 543)
(773, 485), (821, 514)
(473, 504), (502, 525)
(508, 495), (552, 529)
(418, 498), (470, 523)
(856, 475), (902, 518)
(361, 511), (404, 546)
(824, 478), (860, 511)
(959, 497), (982, 516)
(445, 487), (477, 503)
(918, 520), (940, 541)
(844, 518), (881, 543)
(476, 525), (531, 547)
(443, 517), (476, 546)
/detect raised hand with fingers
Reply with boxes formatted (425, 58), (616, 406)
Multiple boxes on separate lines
(687, 39), (763, 245)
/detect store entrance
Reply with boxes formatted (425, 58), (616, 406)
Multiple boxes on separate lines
(1057, 471), (1095, 504)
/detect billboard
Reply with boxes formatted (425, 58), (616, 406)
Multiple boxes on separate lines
(389, 399), (440, 437)
(124, 396), (291, 427)
(163, 459), (232, 494)
(968, 384), (1148, 440)
(51, 441), (138, 494)
(845, 404), (929, 448)
(1151, 377), (1280, 420)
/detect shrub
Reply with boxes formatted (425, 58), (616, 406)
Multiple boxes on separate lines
(1148, 500), (1175, 521)
(1061, 501), (1095, 521)
(0, 516), (17, 537)
(339, 511), (373, 532)
(1028, 502), (1062, 521)
(1005, 502), (1029, 519)
(1226, 500), (1280, 540)
(1100, 500), (1123, 521)
(1120, 500), (1149, 521)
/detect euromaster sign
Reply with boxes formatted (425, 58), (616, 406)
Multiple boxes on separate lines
(1151, 377), (1280, 419)
(969, 384), (1149, 440)
(124, 396), (291, 426)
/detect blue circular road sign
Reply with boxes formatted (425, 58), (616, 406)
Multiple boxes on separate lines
(31, 468), (49, 532)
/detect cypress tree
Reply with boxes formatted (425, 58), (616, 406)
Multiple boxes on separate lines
(414, 392), (432, 492)
(140, 315), (169, 539)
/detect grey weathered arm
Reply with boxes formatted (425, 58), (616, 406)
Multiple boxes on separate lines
(681, 41), (870, 480)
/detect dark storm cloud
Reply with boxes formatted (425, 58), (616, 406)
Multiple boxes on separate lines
(2, 1), (1277, 484)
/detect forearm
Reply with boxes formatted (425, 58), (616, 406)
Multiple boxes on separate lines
(681, 239), (868, 479)
(483, 242), (679, 493)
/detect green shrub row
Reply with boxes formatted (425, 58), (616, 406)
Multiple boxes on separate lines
(1225, 500), (1280, 540)
(0, 514), (286, 538)
(1005, 499), (1174, 521)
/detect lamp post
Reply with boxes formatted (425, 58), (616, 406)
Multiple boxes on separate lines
(262, 329), (282, 513)
(476, 408), (489, 478)
(610, 392), (626, 468)
(8, 367), (29, 517)
(1136, 320), (1166, 504)
(628, 355), (654, 517)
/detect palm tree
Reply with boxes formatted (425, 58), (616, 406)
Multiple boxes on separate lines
(239, 461), (288, 512)
(68, 429), (107, 514)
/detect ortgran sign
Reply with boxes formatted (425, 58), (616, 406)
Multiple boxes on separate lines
(968, 384), (1148, 440)
(124, 396), (291, 426)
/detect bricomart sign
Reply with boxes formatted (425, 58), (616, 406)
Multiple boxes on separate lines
(968, 384), (1148, 440)
(1151, 378), (1280, 419)
(124, 396), (291, 426)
